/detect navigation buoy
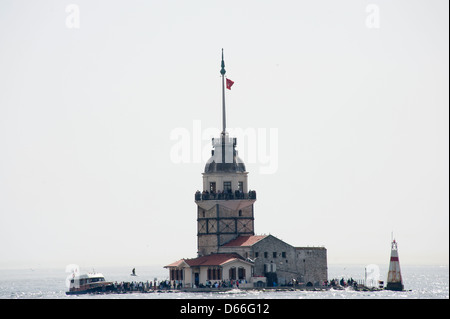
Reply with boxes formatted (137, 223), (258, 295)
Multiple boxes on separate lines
(385, 238), (404, 291)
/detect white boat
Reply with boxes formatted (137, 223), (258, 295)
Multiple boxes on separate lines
(66, 272), (114, 295)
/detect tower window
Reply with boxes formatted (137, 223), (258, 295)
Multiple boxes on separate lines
(238, 181), (243, 192)
(210, 182), (216, 193)
(223, 181), (232, 192)
(264, 252), (268, 258)
(273, 252), (277, 258)
(282, 252), (286, 258)
(238, 210), (242, 216)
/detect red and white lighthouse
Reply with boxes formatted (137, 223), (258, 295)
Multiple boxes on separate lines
(385, 239), (404, 291)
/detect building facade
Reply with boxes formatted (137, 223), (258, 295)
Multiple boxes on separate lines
(219, 235), (327, 286)
(165, 253), (254, 288)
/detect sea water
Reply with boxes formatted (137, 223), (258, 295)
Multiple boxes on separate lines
(0, 264), (448, 299)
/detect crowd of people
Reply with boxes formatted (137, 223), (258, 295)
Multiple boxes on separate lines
(195, 189), (256, 201)
(109, 278), (365, 292)
(111, 280), (182, 292)
(109, 279), (251, 292)
(199, 279), (247, 289)
(112, 281), (154, 292)
(325, 277), (359, 288)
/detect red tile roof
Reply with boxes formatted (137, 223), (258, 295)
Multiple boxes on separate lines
(185, 253), (245, 266)
(222, 235), (267, 247)
(165, 259), (188, 268)
(165, 253), (249, 268)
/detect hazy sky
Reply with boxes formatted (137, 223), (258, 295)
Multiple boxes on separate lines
(0, 0), (448, 271)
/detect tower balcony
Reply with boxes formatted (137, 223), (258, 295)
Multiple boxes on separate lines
(195, 190), (256, 201)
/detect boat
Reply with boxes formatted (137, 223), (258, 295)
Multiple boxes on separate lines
(66, 272), (114, 295)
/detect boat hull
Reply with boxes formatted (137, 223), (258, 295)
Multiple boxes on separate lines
(66, 283), (115, 295)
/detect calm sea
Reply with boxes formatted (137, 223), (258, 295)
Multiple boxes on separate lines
(0, 264), (448, 299)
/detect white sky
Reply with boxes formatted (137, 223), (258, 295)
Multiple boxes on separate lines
(0, 0), (448, 271)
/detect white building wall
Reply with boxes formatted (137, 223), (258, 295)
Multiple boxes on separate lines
(183, 268), (192, 287)
(221, 260), (253, 282)
(202, 172), (249, 193)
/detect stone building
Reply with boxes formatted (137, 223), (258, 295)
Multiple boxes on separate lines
(165, 50), (328, 287)
(165, 253), (254, 288)
(220, 235), (327, 286)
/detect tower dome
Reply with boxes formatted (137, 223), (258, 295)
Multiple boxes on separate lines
(204, 134), (246, 174)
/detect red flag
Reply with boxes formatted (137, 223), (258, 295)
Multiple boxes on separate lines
(226, 78), (234, 90)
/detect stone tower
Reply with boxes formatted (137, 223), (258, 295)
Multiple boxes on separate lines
(194, 50), (256, 257)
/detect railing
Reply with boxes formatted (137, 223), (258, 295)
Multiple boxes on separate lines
(195, 190), (256, 201)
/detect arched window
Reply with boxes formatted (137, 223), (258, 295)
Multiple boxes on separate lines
(229, 267), (236, 280)
(207, 268), (212, 280)
(238, 267), (246, 280)
(208, 267), (222, 280)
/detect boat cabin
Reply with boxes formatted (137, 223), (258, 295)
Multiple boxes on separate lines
(67, 273), (113, 295)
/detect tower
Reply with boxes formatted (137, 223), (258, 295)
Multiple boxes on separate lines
(194, 50), (256, 257)
(166, 51), (328, 288)
(385, 238), (404, 291)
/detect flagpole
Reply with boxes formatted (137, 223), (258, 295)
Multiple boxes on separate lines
(220, 48), (226, 136)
